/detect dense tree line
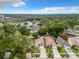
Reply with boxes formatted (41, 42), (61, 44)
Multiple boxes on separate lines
(38, 20), (69, 37)
(0, 23), (30, 59)
(37, 15), (79, 38)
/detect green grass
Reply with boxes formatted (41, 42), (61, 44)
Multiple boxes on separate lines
(45, 47), (53, 58)
(73, 29), (79, 35)
(58, 46), (69, 58)
(71, 46), (79, 57)
(31, 46), (40, 57)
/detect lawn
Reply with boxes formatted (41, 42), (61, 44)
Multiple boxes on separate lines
(45, 47), (53, 58)
(71, 46), (79, 57)
(58, 46), (69, 58)
(73, 29), (79, 35)
(9, 51), (26, 59)
(31, 46), (40, 57)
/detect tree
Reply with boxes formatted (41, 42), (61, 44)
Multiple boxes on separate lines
(0, 34), (14, 59)
(32, 32), (38, 39)
(60, 32), (68, 41)
(3, 23), (16, 35)
(38, 21), (69, 37)
(38, 26), (48, 36)
(18, 26), (30, 35)
(66, 19), (79, 28)
(10, 31), (30, 59)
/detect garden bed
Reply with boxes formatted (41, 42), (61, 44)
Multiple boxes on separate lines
(58, 46), (69, 58)
(71, 46), (79, 57)
(45, 47), (53, 58)
(31, 46), (40, 57)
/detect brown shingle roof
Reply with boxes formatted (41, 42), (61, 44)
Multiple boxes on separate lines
(35, 37), (44, 46)
(45, 36), (57, 48)
(68, 37), (79, 46)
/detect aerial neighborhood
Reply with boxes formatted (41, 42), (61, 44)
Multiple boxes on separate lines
(0, 14), (79, 59)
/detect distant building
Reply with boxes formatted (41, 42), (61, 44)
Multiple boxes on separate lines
(0, 15), (5, 21)
(20, 23), (25, 26)
(27, 21), (33, 27)
(74, 25), (79, 29)
(45, 36), (57, 48)
(30, 21), (40, 33)
(67, 28), (78, 37)
(9, 23), (20, 26)
(0, 23), (3, 26)
(0, 14), (5, 17)
(68, 37), (79, 46)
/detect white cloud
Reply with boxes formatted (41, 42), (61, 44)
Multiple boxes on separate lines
(23, 7), (79, 14)
(0, 0), (26, 8)
(0, 6), (79, 14)
(12, 1), (26, 7)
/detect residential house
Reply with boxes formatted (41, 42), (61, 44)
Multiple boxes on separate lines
(68, 37), (79, 46)
(35, 37), (44, 47)
(45, 36), (57, 48)
(74, 25), (79, 29)
(56, 37), (69, 46)
(0, 23), (3, 26)
(30, 21), (40, 33)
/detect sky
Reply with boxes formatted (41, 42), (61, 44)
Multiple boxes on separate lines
(0, 0), (79, 14)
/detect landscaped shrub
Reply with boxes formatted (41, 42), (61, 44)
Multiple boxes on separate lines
(31, 46), (40, 57)
(0, 47), (6, 59)
(58, 46), (69, 58)
(46, 48), (53, 58)
(60, 53), (69, 58)
(0, 51), (5, 59)
(31, 53), (40, 57)
(71, 45), (79, 57)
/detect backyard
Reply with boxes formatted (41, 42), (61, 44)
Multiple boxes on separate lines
(58, 46), (69, 58)
(71, 45), (79, 57)
(45, 47), (53, 58)
(31, 46), (40, 57)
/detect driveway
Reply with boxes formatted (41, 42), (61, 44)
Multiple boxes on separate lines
(64, 45), (79, 59)
(39, 46), (48, 59)
(26, 53), (32, 59)
(52, 48), (62, 59)
(14, 56), (18, 59)
(57, 37), (79, 59)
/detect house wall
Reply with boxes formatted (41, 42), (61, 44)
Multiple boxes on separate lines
(68, 39), (74, 46)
